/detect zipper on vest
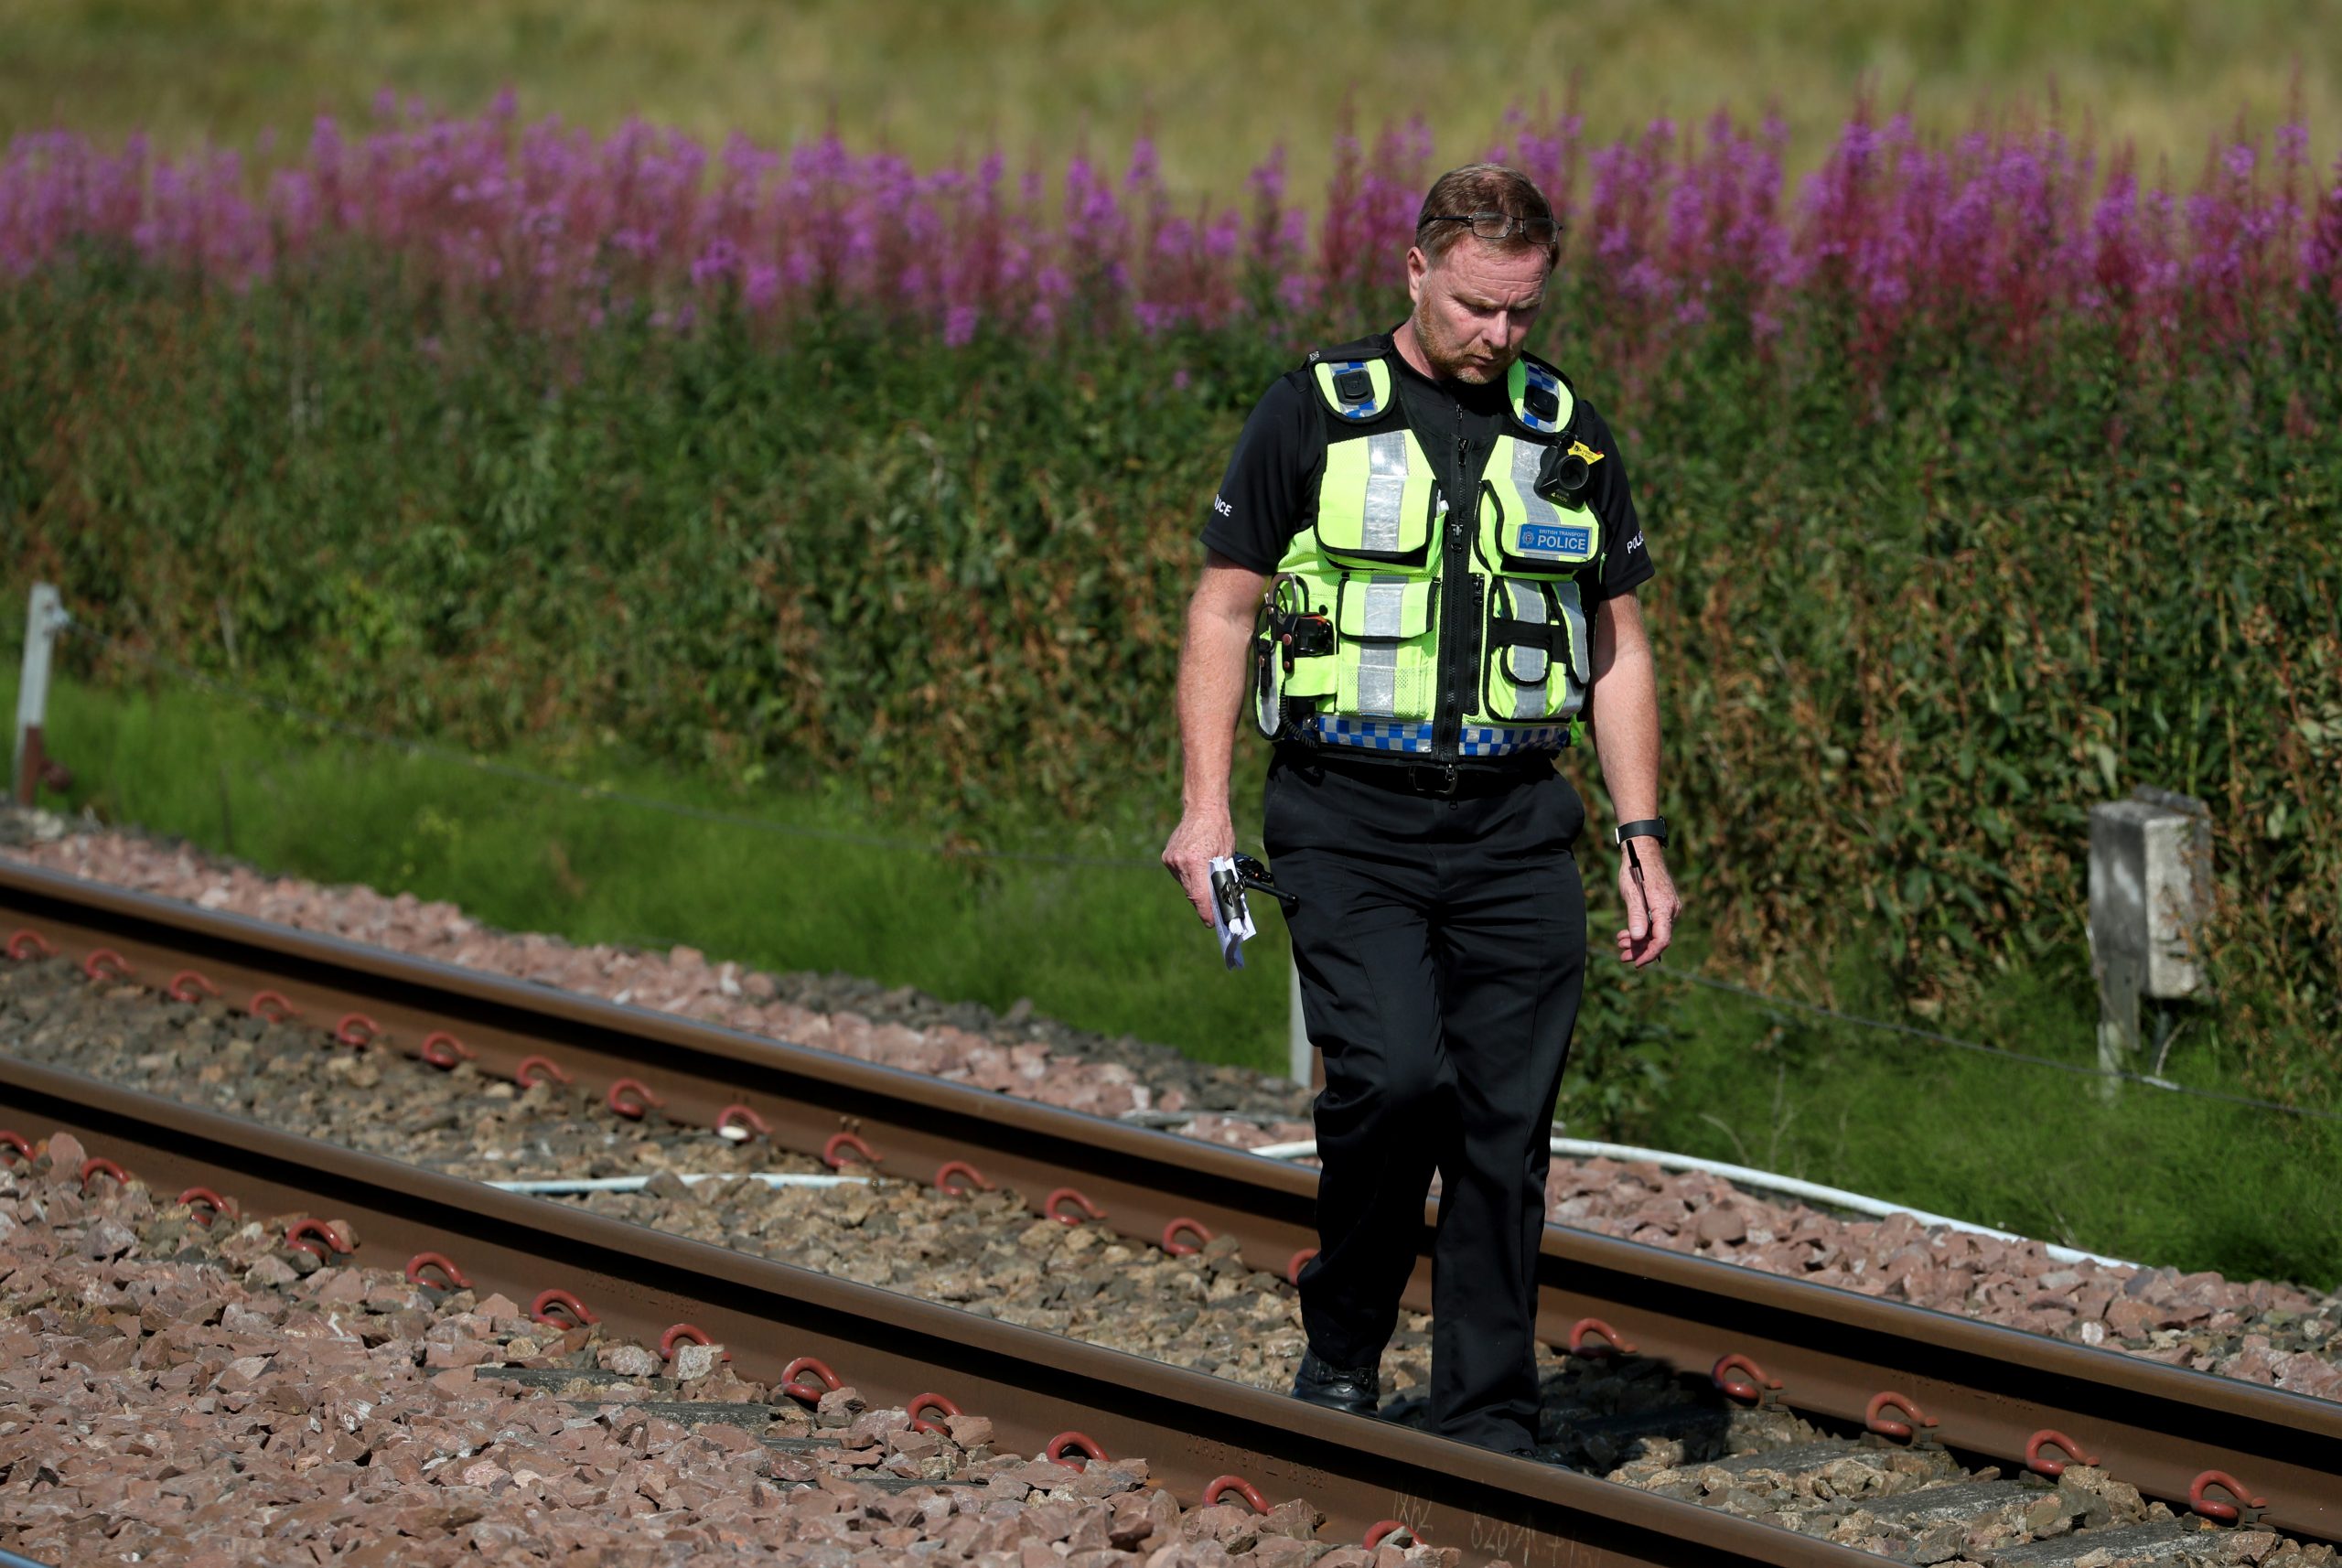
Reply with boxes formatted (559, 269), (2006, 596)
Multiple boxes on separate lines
(1432, 423), (1472, 764)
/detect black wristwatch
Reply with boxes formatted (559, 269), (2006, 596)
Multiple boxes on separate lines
(1612, 818), (1670, 849)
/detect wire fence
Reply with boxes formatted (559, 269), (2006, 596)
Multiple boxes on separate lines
(21, 605), (2340, 1125)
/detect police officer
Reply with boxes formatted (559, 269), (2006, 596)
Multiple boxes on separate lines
(1161, 164), (1681, 1458)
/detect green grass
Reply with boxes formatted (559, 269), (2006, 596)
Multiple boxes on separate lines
(14, 660), (2337, 1291)
(3, 0), (2337, 196)
(1635, 963), (2342, 1290)
(14, 664), (1297, 1074)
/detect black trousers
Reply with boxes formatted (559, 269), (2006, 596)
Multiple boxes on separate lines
(1264, 749), (1586, 1455)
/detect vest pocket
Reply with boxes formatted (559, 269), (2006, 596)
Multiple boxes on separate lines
(1315, 428), (1436, 568)
(1480, 577), (1587, 722)
(1478, 435), (1603, 580)
(1335, 574), (1436, 721)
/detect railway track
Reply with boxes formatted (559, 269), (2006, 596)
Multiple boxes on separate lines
(3, 857), (2337, 1563)
(6, 1056), (1873, 1568)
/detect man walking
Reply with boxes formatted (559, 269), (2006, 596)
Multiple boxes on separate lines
(1161, 164), (1680, 1458)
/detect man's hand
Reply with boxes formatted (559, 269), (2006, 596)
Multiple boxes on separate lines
(1616, 840), (1681, 968)
(1162, 810), (1236, 927)
(1166, 551), (1271, 929)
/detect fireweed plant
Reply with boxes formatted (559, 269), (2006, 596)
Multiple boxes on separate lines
(5, 93), (2339, 366)
(2, 97), (2338, 1109)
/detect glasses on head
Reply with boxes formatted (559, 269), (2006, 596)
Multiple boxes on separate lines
(1423, 210), (1561, 246)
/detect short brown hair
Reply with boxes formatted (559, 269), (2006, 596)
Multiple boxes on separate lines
(1412, 164), (1561, 268)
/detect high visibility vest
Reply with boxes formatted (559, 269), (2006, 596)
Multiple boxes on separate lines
(1253, 342), (1603, 762)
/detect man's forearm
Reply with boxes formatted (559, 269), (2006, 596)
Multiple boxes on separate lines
(1586, 599), (1661, 824)
(1176, 597), (1257, 814)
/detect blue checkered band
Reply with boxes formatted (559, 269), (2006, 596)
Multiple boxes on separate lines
(1315, 716), (1434, 752)
(1313, 717), (1568, 757)
(1517, 364), (1565, 433)
(1459, 725), (1570, 757)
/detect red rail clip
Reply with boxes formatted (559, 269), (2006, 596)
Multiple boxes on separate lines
(1364, 1521), (1427, 1549)
(715, 1104), (771, 1140)
(935, 1160), (993, 1196)
(79, 1156), (130, 1191)
(606, 1078), (663, 1119)
(1712, 1353), (1782, 1406)
(2025, 1429), (2100, 1478)
(1046, 1431), (1109, 1471)
(1161, 1217), (1214, 1256)
(406, 1251), (471, 1290)
(2189, 1470), (2267, 1526)
(81, 948), (132, 983)
(1044, 1187), (1107, 1224)
(0, 1130), (34, 1165)
(1865, 1390), (1939, 1443)
(5, 929), (56, 961)
(167, 969), (220, 1004)
(660, 1323), (732, 1364)
(420, 1030), (475, 1069)
(515, 1055), (572, 1089)
(335, 1013), (382, 1048)
(822, 1131), (879, 1169)
(1202, 1475), (1270, 1513)
(177, 1186), (234, 1224)
(249, 990), (302, 1024)
(530, 1288), (598, 1328)
(285, 1219), (352, 1260)
(780, 1356), (843, 1404)
(907, 1391), (963, 1436)
(1287, 1248), (1318, 1286)
(1567, 1316), (1638, 1358)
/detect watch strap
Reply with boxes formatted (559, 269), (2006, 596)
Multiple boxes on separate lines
(1612, 818), (1669, 848)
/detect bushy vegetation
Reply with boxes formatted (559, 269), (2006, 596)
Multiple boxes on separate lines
(6, 286), (2336, 1108)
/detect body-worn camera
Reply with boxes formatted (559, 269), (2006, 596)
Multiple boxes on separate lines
(1537, 443), (1593, 506)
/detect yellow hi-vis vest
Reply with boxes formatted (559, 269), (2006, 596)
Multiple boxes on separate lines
(1252, 344), (1601, 762)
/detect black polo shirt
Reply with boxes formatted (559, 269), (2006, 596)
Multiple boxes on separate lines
(1200, 329), (1652, 607)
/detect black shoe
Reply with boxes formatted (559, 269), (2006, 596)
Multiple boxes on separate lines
(1290, 1349), (1380, 1416)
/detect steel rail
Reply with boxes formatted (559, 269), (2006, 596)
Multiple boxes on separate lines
(0, 1052), (1879, 1568)
(2, 859), (2336, 1539)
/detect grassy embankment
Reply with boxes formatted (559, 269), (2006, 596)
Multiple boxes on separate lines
(5, 0), (2338, 192)
(14, 664), (2337, 1291)
(5, 662), (1295, 1076)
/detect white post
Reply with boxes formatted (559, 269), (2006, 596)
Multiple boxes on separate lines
(13, 585), (67, 807)
(2088, 789), (2211, 1095)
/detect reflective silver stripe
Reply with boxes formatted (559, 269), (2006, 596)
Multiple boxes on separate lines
(1555, 580), (1587, 685)
(1504, 579), (1549, 693)
(1360, 432), (1409, 553)
(1355, 643), (1399, 716)
(1362, 576), (1409, 638)
(1509, 438), (1562, 529)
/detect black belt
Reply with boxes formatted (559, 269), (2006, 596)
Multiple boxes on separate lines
(1278, 745), (1557, 798)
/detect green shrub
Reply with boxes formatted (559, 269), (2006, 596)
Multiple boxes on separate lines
(2, 265), (2335, 1106)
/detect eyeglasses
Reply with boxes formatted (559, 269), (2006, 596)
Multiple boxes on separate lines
(1422, 210), (1561, 246)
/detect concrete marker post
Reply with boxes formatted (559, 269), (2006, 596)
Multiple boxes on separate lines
(12, 585), (68, 808)
(2087, 788), (2211, 1099)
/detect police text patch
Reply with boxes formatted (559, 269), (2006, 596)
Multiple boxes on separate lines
(1517, 523), (1594, 558)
